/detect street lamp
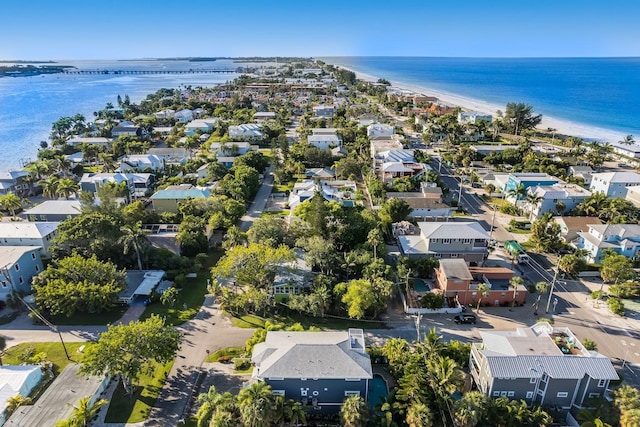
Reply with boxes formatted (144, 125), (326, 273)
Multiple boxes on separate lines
(545, 258), (562, 313)
(414, 312), (423, 343)
(489, 204), (497, 242)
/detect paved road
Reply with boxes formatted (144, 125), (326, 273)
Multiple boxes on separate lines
(239, 165), (274, 232)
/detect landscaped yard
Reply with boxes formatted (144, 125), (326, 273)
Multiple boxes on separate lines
(139, 249), (223, 326)
(104, 360), (173, 424)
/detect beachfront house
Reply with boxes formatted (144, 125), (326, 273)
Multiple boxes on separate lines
(111, 121), (143, 137)
(589, 171), (640, 198)
(470, 323), (618, 410)
(0, 222), (58, 259)
(66, 136), (111, 149)
(572, 223), (640, 263)
(0, 247), (43, 301)
(457, 111), (492, 124)
(611, 144), (640, 159)
(397, 221), (489, 264)
(251, 329), (372, 414)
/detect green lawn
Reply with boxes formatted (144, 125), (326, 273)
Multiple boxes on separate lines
(273, 182), (294, 193)
(104, 360), (173, 424)
(139, 250), (223, 326)
(260, 210), (290, 217)
(3, 342), (85, 373)
(228, 311), (386, 330)
(49, 305), (128, 326)
(205, 346), (245, 363)
(507, 227), (532, 235)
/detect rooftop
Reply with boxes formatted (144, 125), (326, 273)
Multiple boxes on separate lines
(0, 221), (58, 238)
(21, 200), (82, 216)
(439, 259), (473, 280)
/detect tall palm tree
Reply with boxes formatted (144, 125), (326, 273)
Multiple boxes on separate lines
(238, 381), (275, 427)
(98, 152), (117, 173)
(418, 327), (444, 358)
(509, 276), (524, 311)
(340, 395), (368, 427)
(56, 178), (79, 200)
(476, 283), (489, 313)
(288, 401), (307, 427)
(406, 402), (433, 427)
(619, 134), (636, 145)
(533, 281), (549, 315)
(367, 228), (384, 260)
(425, 355), (463, 426)
(524, 192), (544, 217)
(68, 396), (108, 427)
(39, 176), (60, 199)
(119, 223), (150, 270)
(0, 192), (25, 217)
(196, 386), (238, 427)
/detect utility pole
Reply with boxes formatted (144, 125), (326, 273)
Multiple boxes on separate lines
(545, 258), (561, 313)
(414, 313), (423, 343)
(489, 204), (497, 242)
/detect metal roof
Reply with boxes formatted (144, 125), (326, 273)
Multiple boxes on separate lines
(417, 221), (489, 240)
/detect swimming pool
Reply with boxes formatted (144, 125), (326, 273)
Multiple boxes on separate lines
(413, 279), (430, 292)
(368, 374), (389, 408)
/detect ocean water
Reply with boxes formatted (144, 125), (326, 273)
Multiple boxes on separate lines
(322, 56), (640, 142)
(0, 59), (239, 172)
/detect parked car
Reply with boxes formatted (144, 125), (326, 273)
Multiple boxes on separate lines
(454, 314), (477, 324)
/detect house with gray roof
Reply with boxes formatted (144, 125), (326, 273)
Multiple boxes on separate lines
(470, 323), (618, 411)
(397, 221), (489, 264)
(0, 246), (43, 301)
(572, 223), (640, 263)
(21, 200), (82, 222)
(251, 329), (372, 413)
(150, 184), (210, 213)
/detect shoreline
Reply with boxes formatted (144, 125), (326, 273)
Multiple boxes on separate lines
(339, 65), (630, 144)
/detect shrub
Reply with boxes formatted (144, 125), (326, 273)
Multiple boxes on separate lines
(582, 338), (597, 351)
(233, 358), (251, 371)
(591, 290), (604, 300)
(500, 203), (519, 216)
(607, 297), (625, 316)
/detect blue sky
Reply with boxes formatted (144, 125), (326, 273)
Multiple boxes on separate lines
(2, 0), (639, 59)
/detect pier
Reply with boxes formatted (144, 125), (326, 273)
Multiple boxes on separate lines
(63, 69), (237, 75)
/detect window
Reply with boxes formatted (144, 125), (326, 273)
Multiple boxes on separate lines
(35, 265), (39, 272)
(18, 277), (23, 284)
(451, 253), (459, 258)
(507, 391), (514, 397)
(272, 390), (285, 396)
(268, 377), (284, 381)
(493, 391), (500, 397)
(312, 391), (319, 396)
(301, 378), (307, 381)
(14, 264), (19, 271)
(526, 391), (534, 399)
(300, 389), (307, 397)
(530, 378), (537, 384)
(556, 392), (568, 398)
(442, 239), (451, 244)
(345, 391), (360, 397)
(1, 282), (6, 288)
(589, 393), (601, 399)
(598, 379), (606, 388)
(31, 253), (36, 259)
(463, 239), (471, 244)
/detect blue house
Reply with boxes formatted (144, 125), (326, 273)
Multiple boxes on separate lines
(0, 247), (43, 301)
(504, 173), (559, 195)
(251, 329), (373, 414)
(574, 223), (640, 263)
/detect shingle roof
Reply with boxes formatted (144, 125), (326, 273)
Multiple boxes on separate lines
(252, 331), (372, 380)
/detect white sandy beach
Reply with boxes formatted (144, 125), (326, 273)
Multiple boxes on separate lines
(348, 67), (629, 144)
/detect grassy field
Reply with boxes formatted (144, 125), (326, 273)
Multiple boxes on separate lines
(104, 360), (173, 424)
(229, 311), (386, 330)
(140, 250), (223, 326)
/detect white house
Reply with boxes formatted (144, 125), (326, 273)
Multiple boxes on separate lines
(174, 109), (194, 123)
(573, 223), (640, 263)
(254, 112), (277, 122)
(568, 166), (594, 186)
(457, 111), (492, 124)
(625, 185), (640, 208)
(589, 171), (640, 198)
(0, 222), (58, 258)
(66, 136), (111, 148)
(367, 123), (395, 138)
(611, 144), (640, 159)
(525, 184), (592, 220)
(210, 142), (252, 157)
(308, 133), (342, 150)
(147, 147), (191, 165)
(154, 109), (175, 120)
(117, 154), (164, 172)
(228, 124), (264, 140)
(185, 118), (219, 136)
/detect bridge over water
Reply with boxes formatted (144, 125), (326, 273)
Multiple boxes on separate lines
(63, 69), (237, 75)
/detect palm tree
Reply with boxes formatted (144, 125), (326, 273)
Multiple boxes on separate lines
(6, 394), (32, 415)
(340, 395), (368, 427)
(533, 281), (549, 315)
(418, 327), (444, 358)
(425, 355), (463, 426)
(69, 396), (108, 427)
(119, 223), (150, 270)
(406, 402), (433, 427)
(0, 192), (25, 217)
(524, 192), (543, 217)
(56, 178), (79, 200)
(197, 387), (238, 427)
(238, 381), (275, 427)
(367, 228), (384, 260)
(555, 200), (566, 215)
(98, 152), (117, 173)
(619, 134), (636, 145)
(476, 283), (489, 313)
(222, 225), (248, 250)
(509, 276), (524, 311)
(288, 401), (307, 427)
(39, 175), (60, 198)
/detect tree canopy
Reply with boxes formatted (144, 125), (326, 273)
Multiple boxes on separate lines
(504, 103), (542, 135)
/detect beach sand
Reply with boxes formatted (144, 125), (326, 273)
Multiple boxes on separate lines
(347, 67), (629, 144)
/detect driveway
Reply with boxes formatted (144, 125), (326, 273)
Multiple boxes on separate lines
(239, 165), (274, 232)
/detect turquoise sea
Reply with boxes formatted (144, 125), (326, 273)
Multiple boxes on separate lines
(322, 56), (640, 142)
(1, 57), (639, 173)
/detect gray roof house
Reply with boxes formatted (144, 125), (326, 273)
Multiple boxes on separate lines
(21, 200), (82, 222)
(251, 329), (372, 413)
(397, 221), (489, 264)
(470, 323), (618, 411)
